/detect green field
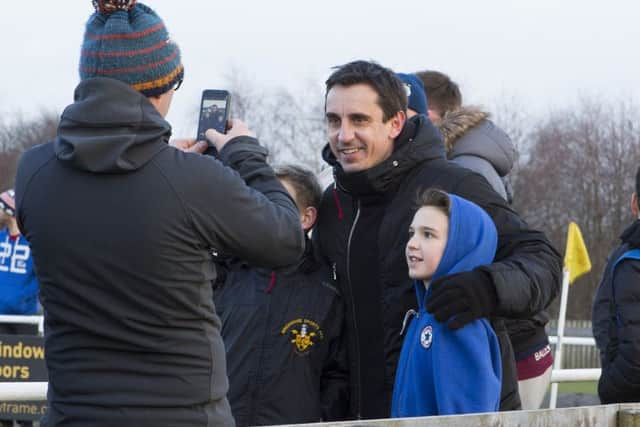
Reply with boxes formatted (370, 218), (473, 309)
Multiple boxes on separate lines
(558, 381), (597, 395)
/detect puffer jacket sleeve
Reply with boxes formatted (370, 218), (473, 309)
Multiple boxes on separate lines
(171, 136), (305, 268)
(452, 172), (562, 317)
(598, 259), (640, 403)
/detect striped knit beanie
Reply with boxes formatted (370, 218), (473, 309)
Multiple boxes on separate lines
(0, 189), (15, 218)
(80, 0), (184, 97)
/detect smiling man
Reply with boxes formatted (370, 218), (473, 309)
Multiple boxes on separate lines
(313, 60), (561, 419)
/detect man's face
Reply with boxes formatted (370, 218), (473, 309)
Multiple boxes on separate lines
(325, 83), (404, 173)
(406, 206), (449, 281)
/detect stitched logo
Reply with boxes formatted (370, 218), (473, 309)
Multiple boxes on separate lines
(281, 318), (324, 355)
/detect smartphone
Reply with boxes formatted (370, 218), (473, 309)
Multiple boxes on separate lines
(197, 90), (231, 154)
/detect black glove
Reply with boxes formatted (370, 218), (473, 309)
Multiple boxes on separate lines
(426, 269), (498, 330)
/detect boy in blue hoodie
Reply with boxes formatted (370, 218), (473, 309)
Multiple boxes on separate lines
(392, 188), (502, 417)
(0, 189), (38, 319)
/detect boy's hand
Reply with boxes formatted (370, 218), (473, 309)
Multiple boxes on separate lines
(426, 269), (498, 330)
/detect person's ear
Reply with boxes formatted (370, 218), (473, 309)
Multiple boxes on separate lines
(427, 109), (441, 125)
(300, 206), (317, 232)
(388, 110), (406, 139)
(631, 193), (639, 218)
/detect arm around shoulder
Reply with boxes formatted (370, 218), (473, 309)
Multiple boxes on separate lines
(453, 172), (562, 318)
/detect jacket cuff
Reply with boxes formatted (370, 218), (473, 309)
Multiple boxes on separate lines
(217, 136), (268, 165)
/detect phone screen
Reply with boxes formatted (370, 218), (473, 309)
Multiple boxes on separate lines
(197, 90), (230, 141)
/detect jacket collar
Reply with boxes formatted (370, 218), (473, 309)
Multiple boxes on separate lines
(621, 219), (640, 248)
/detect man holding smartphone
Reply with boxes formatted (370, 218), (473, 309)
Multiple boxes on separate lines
(14, 2), (304, 426)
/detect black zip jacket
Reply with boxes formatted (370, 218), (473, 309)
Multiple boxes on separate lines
(592, 219), (640, 403)
(15, 77), (304, 427)
(313, 115), (562, 419)
(213, 241), (348, 426)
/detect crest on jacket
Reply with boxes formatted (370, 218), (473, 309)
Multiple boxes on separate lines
(281, 318), (324, 355)
(420, 325), (433, 349)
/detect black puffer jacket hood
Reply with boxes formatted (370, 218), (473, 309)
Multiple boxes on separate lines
(55, 77), (171, 173)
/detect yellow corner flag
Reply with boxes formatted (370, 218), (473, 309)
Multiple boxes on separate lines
(564, 222), (592, 284)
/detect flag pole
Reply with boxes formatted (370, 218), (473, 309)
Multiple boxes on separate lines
(549, 268), (570, 409)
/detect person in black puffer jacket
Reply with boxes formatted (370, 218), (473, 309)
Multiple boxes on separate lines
(592, 166), (640, 404)
(314, 60), (562, 420)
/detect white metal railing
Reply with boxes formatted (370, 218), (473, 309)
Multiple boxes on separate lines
(0, 382), (47, 401)
(549, 336), (595, 347)
(0, 315), (44, 335)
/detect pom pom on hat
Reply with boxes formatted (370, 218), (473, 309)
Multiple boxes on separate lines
(92, 0), (138, 14)
(396, 73), (428, 116)
(80, 1), (184, 97)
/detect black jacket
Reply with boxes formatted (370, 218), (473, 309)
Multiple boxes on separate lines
(313, 115), (562, 419)
(15, 77), (305, 427)
(214, 241), (348, 426)
(592, 219), (640, 403)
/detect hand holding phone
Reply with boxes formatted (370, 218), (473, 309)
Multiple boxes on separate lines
(197, 90), (231, 155)
(205, 119), (251, 152)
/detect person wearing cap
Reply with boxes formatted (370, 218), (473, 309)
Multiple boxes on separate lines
(0, 189), (38, 321)
(14, 1), (304, 426)
(0, 189), (38, 427)
(395, 73), (428, 118)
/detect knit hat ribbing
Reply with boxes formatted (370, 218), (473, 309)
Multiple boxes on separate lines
(80, 1), (184, 97)
(396, 73), (428, 116)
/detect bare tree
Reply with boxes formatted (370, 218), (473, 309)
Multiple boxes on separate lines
(0, 111), (58, 190)
(223, 73), (327, 173)
(513, 99), (640, 318)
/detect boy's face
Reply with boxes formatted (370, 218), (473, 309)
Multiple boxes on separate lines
(406, 206), (449, 281)
(279, 178), (307, 228)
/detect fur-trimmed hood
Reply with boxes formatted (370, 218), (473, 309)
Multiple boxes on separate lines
(437, 106), (517, 177)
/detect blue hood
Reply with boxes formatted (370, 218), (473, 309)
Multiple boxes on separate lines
(393, 193), (501, 417)
(416, 193), (497, 308)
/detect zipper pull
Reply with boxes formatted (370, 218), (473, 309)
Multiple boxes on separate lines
(400, 309), (417, 336)
(332, 262), (337, 281)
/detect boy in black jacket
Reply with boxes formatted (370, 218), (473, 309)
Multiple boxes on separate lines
(214, 165), (348, 426)
(592, 166), (640, 403)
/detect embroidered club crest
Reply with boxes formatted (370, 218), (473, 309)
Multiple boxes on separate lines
(420, 325), (433, 349)
(281, 318), (324, 355)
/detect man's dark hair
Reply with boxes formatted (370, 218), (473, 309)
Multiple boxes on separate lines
(275, 165), (322, 211)
(415, 188), (451, 219)
(414, 70), (462, 117)
(325, 60), (407, 122)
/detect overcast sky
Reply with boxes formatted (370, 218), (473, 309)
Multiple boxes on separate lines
(1, 1), (639, 136)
